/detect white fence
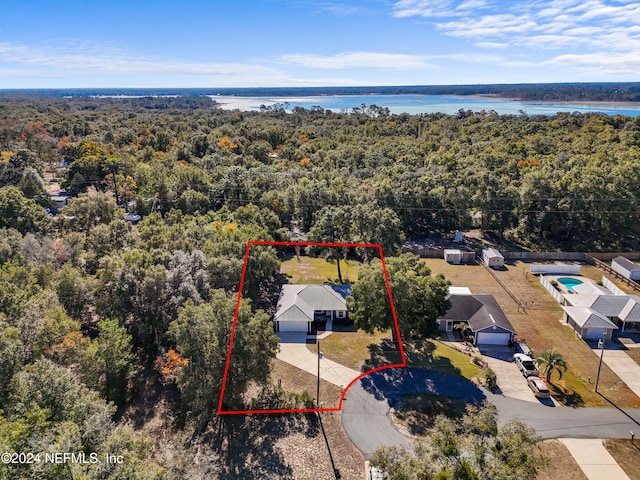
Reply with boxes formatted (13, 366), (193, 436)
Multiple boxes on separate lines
(530, 264), (581, 274)
(539, 275), (563, 303)
(602, 276), (626, 296)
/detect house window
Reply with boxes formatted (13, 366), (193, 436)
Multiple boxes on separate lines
(336, 311), (346, 319)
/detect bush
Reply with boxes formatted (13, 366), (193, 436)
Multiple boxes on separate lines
(485, 368), (497, 389)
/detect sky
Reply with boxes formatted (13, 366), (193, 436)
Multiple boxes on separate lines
(1, 0), (639, 88)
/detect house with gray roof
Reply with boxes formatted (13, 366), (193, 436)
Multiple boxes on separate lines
(273, 284), (351, 334)
(438, 294), (516, 345)
(562, 291), (640, 337)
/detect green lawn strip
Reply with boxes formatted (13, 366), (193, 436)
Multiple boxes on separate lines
(404, 339), (483, 380)
(306, 328), (392, 370)
(604, 439), (640, 480)
(280, 256), (362, 284)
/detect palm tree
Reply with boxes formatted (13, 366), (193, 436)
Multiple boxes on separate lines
(536, 349), (568, 383)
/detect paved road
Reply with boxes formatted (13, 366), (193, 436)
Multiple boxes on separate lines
(342, 368), (485, 458)
(342, 368), (640, 459)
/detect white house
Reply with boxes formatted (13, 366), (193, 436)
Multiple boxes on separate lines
(612, 256), (640, 281)
(561, 306), (617, 341)
(482, 248), (504, 269)
(438, 294), (516, 345)
(273, 284), (351, 334)
(562, 292), (640, 335)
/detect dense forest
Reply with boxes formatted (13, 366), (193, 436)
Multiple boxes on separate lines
(3, 82), (640, 101)
(0, 94), (639, 478)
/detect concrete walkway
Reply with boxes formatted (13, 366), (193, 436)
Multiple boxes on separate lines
(276, 333), (361, 387)
(560, 439), (630, 480)
(596, 348), (640, 398)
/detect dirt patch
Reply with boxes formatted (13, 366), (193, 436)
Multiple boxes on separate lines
(536, 440), (588, 480)
(275, 412), (363, 480)
(270, 358), (344, 409)
(604, 439), (640, 480)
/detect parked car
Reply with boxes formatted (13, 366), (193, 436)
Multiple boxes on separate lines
(517, 341), (533, 357)
(527, 376), (550, 399)
(513, 353), (539, 377)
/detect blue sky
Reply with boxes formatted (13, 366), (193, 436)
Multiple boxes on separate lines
(1, 0), (639, 88)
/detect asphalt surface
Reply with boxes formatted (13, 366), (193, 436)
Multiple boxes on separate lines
(341, 367), (640, 459)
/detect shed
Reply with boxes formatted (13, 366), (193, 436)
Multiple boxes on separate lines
(482, 248), (504, 269)
(444, 249), (463, 264)
(612, 256), (640, 281)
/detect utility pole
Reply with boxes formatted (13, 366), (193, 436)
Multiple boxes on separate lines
(595, 336), (605, 392)
(110, 163), (120, 206)
(317, 341), (322, 408)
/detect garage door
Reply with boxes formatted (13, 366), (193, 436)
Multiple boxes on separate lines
(584, 328), (608, 340)
(277, 321), (310, 332)
(476, 332), (511, 345)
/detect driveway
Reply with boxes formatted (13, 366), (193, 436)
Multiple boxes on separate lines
(560, 439), (631, 480)
(276, 333), (361, 387)
(595, 347), (640, 398)
(479, 346), (558, 405)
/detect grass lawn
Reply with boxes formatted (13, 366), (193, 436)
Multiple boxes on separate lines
(422, 258), (640, 408)
(604, 439), (640, 480)
(536, 440), (588, 480)
(306, 327), (392, 370)
(280, 255), (362, 284)
(404, 339), (483, 380)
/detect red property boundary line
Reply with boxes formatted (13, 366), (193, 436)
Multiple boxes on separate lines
(217, 241), (406, 415)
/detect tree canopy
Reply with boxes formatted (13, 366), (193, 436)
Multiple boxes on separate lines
(347, 253), (451, 339)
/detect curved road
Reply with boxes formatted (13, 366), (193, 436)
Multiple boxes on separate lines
(342, 368), (640, 459)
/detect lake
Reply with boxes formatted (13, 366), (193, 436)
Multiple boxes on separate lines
(211, 94), (640, 117)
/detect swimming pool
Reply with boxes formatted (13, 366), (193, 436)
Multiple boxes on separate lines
(557, 277), (584, 292)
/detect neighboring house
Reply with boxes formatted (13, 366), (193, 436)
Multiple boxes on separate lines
(482, 248), (504, 269)
(561, 306), (617, 341)
(50, 193), (72, 210)
(562, 291), (640, 336)
(273, 284), (351, 334)
(438, 294), (516, 345)
(612, 256), (640, 281)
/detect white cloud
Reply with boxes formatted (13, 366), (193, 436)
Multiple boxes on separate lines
(394, 0), (640, 57)
(276, 51), (437, 69)
(0, 42), (281, 77)
(546, 51), (640, 74)
(392, 0), (459, 18)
